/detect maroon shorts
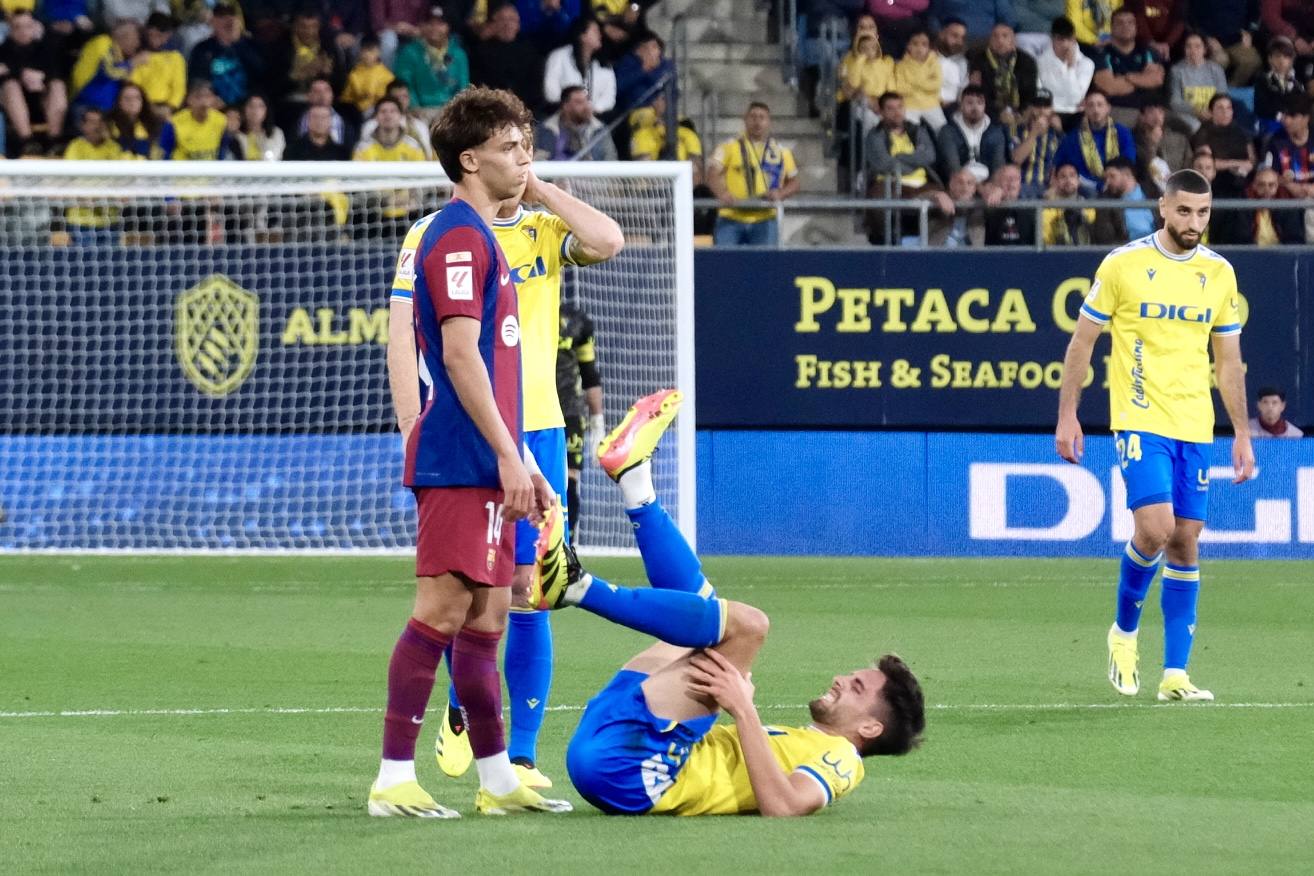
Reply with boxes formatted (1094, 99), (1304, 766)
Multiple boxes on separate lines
(413, 486), (515, 587)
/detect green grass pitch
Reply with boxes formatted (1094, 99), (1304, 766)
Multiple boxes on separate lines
(2, 555), (1312, 873)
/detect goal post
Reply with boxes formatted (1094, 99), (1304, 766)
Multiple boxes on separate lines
(0, 160), (696, 555)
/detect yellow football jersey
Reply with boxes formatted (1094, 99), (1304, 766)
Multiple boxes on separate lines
(1080, 233), (1242, 444)
(650, 723), (864, 816)
(491, 206), (578, 432)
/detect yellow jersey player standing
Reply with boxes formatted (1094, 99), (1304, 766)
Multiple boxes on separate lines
(1056, 168), (1255, 703)
(393, 165), (623, 789)
(529, 390), (925, 816)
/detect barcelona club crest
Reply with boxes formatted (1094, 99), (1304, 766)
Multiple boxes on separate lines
(175, 275), (259, 397)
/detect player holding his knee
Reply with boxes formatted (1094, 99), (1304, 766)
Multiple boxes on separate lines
(371, 86), (571, 818)
(1056, 168), (1255, 702)
(534, 390), (926, 816)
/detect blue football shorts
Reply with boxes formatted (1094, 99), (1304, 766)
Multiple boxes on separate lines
(565, 669), (717, 814)
(516, 427), (568, 565)
(1114, 430), (1211, 521)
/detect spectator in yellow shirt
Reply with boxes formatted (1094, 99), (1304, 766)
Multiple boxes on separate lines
(63, 108), (126, 245)
(130, 13), (186, 115)
(70, 20), (139, 111)
(840, 33), (895, 135)
(894, 28), (945, 132)
(707, 101), (799, 246)
(342, 37), (394, 115)
(628, 92), (703, 184)
(352, 96), (427, 236)
(171, 79), (230, 160)
(1065, 0), (1123, 47)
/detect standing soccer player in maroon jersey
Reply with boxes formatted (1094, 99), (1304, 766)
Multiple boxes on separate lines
(369, 86), (570, 818)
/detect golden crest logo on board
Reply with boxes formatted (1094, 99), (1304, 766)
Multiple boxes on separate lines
(175, 275), (259, 397)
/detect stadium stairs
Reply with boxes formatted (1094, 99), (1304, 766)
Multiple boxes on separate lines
(650, 0), (853, 244)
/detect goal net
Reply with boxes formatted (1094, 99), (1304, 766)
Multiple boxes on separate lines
(0, 160), (695, 555)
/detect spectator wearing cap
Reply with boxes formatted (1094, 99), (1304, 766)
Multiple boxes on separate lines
(968, 23), (1038, 125)
(1054, 89), (1137, 196)
(1189, 94), (1254, 188)
(516, 0), (583, 54)
(1265, 93), (1314, 200)
(1254, 36), (1302, 127)
(1262, 0), (1314, 58)
(0, 10), (69, 153)
(130, 12), (186, 115)
(1168, 31), (1227, 134)
(371, 0), (429, 68)
(1124, 0), (1185, 59)
(70, 19), (139, 111)
(895, 27), (945, 131)
(470, 3), (545, 112)
(928, 0), (1014, 42)
(1092, 8), (1165, 130)
(188, 4), (265, 109)
(1036, 16), (1093, 129)
(1008, 89), (1062, 197)
(535, 85), (615, 160)
(1250, 386), (1304, 438)
(1188, 0), (1261, 87)
(393, 7), (469, 119)
(544, 18), (616, 113)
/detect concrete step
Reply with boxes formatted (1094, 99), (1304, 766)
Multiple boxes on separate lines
(709, 113), (819, 135)
(687, 61), (796, 95)
(683, 41), (780, 63)
(657, 0), (769, 22)
(666, 14), (768, 43)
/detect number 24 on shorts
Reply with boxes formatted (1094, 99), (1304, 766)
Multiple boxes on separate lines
(1115, 433), (1143, 470)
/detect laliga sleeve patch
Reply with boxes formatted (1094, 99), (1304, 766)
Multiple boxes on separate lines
(446, 265), (474, 301)
(395, 248), (416, 282)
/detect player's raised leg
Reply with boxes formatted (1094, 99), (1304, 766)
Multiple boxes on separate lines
(598, 389), (713, 597)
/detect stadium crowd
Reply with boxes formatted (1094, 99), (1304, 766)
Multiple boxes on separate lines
(809, 0), (1314, 247)
(0, 0), (698, 241)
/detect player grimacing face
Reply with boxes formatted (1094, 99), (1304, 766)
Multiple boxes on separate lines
(1159, 190), (1211, 251)
(463, 124), (532, 202)
(809, 668), (886, 741)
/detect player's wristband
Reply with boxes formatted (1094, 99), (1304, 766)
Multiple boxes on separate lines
(589, 414), (605, 438)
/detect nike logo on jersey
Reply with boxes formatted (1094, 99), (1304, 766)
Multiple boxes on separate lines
(411, 715), (425, 725)
(1188, 624), (1196, 635)
(1135, 600), (1144, 608)
(500, 273), (511, 285)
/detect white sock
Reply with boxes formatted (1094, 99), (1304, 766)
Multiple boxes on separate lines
(618, 462), (655, 509)
(562, 573), (594, 606)
(475, 751), (521, 796)
(375, 758), (416, 790)
(1111, 624), (1137, 639)
(1163, 668), (1188, 681)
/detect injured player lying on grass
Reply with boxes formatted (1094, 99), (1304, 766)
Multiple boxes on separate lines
(532, 388), (927, 816)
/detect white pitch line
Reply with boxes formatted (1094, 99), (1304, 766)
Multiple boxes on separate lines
(2, 702), (1312, 720)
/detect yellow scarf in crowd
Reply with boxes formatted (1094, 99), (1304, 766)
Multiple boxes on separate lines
(1079, 118), (1118, 176)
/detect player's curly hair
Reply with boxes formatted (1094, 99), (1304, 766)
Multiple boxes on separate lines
(429, 86), (532, 182)
(863, 654), (926, 756)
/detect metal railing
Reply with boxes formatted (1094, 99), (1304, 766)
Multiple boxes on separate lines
(778, 0), (799, 87)
(691, 196), (1314, 248)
